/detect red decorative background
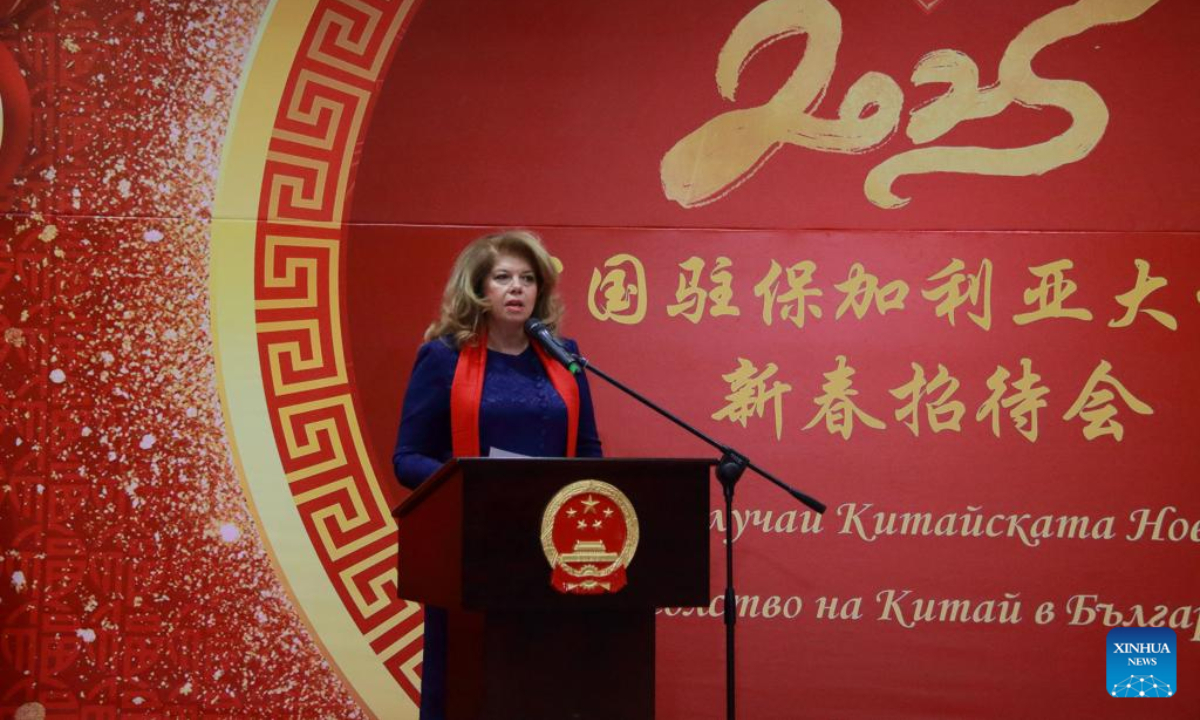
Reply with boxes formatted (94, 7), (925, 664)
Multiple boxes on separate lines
(2, 0), (1198, 718)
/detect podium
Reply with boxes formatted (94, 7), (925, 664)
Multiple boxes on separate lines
(393, 458), (712, 720)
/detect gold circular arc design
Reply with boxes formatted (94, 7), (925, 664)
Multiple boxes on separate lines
(211, 0), (425, 717)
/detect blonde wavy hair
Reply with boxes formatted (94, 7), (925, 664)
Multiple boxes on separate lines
(425, 230), (564, 348)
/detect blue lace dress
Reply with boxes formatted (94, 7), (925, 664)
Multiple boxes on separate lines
(392, 337), (603, 719)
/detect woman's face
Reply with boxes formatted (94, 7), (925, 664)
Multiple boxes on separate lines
(483, 252), (539, 332)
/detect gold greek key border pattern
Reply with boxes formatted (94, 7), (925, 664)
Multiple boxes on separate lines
(253, 0), (424, 704)
(257, 235), (348, 395)
(310, 0), (395, 79)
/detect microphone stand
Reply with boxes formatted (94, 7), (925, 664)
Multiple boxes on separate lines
(571, 351), (826, 720)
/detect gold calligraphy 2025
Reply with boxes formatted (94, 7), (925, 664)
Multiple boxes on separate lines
(661, 0), (1162, 209)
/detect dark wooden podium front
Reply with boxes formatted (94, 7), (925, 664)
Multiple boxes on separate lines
(393, 458), (711, 720)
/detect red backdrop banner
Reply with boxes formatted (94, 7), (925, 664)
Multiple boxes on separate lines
(2, 0), (1197, 718)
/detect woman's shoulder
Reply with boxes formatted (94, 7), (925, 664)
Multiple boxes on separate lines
(422, 335), (460, 352)
(414, 336), (461, 366)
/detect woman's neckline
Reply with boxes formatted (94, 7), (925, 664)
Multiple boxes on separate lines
(487, 344), (532, 358)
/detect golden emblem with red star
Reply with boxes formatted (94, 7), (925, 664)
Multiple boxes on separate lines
(540, 480), (639, 594)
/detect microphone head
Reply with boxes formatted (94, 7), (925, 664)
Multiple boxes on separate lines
(524, 317), (547, 335)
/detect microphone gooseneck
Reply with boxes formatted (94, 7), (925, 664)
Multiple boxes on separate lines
(524, 318), (581, 374)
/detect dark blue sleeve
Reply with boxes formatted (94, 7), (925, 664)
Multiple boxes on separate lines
(392, 340), (456, 488)
(565, 339), (603, 458)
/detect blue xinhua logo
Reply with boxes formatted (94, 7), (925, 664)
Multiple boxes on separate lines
(1107, 627), (1176, 698)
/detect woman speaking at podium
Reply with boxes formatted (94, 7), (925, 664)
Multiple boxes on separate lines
(392, 229), (602, 719)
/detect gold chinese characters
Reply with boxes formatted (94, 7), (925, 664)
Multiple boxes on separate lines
(712, 356), (1151, 442)
(587, 254), (1184, 332)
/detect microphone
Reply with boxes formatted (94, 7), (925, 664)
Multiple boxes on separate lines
(524, 318), (581, 374)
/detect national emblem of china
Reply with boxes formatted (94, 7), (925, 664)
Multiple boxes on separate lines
(541, 480), (639, 595)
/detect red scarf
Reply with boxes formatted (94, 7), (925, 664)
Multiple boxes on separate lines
(450, 328), (580, 457)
